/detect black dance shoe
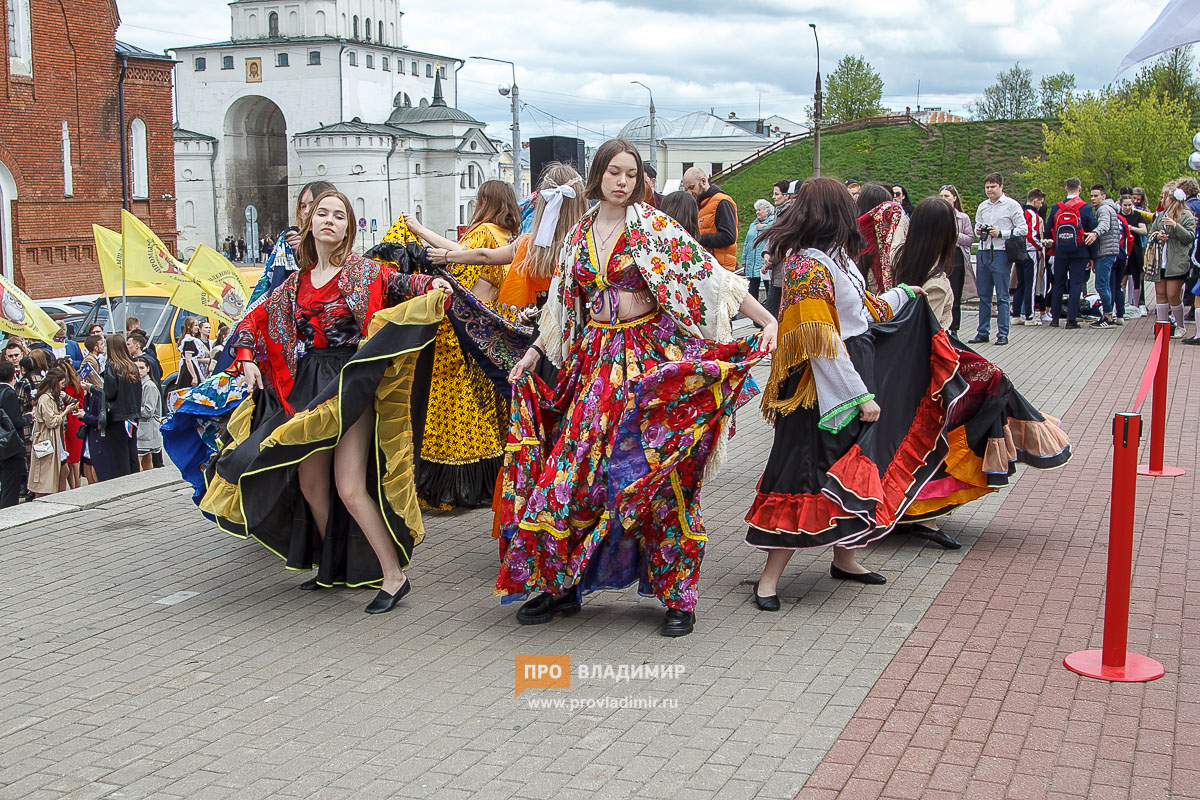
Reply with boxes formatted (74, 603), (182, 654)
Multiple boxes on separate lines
(298, 576), (322, 591)
(515, 589), (581, 625)
(908, 524), (962, 550)
(364, 578), (411, 614)
(830, 563), (887, 585)
(659, 609), (695, 637)
(752, 581), (780, 612)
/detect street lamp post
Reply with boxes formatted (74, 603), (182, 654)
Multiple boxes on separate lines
(471, 56), (522, 194)
(810, 22), (822, 178)
(631, 80), (657, 173)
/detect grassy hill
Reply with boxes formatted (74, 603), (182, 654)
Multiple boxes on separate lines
(716, 119), (1053, 246)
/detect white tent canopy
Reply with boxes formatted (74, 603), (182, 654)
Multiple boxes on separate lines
(1116, 0), (1200, 76)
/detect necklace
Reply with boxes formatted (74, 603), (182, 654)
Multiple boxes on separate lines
(592, 214), (624, 257)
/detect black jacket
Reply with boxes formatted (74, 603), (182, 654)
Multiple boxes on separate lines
(104, 363), (141, 422)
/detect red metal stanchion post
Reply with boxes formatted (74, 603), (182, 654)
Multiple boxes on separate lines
(1065, 413), (1165, 682)
(1138, 321), (1185, 477)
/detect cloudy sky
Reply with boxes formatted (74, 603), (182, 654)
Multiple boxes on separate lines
(116, 0), (1169, 143)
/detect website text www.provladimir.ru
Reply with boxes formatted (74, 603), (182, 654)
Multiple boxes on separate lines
(516, 656), (687, 710)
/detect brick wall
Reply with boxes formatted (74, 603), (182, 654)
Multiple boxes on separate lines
(0, 0), (176, 299)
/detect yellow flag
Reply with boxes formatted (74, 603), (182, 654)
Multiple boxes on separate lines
(92, 224), (152, 295)
(121, 209), (194, 287)
(0, 274), (62, 344)
(169, 244), (251, 325)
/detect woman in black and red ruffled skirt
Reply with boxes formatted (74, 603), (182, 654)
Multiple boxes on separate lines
(744, 179), (965, 610)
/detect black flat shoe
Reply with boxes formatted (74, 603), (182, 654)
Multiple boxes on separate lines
(908, 524), (962, 550)
(752, 580), (780, 612)
(1182, 336), (1200, 345)
(364, 578), (411, 614)
(298, 576), (322, 591)
(516, 589), (581, 625)
(995, 336), (1008, 345)
(830, 563), (887, 585)
(967, 335), (989, 344)
(660, 609), (695, 637)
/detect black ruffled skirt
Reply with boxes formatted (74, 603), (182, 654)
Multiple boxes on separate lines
(200, 295), (444, 588)
(746, 300), (966, 549)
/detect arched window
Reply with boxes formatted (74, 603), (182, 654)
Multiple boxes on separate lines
(352, 15), (359, 39)
(6, 0), (32, 76)
(268, 11), (279, 36)
(130, 118), (148, 199)
(183, 200), (196, 227)
(378, 21), (384, 43)
(315, 10), (326, 35)
(415, 205), (422, 223)
(364, 17), (371, 41)
(289, 11), (298, 34)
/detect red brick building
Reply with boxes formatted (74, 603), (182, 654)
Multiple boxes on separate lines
(0, 0), (176, 298)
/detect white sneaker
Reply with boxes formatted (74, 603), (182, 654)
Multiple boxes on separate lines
(1040, 312), (1054, 322)
(1026, 317), (1041, 326)
(1114, 317), (1124, 326)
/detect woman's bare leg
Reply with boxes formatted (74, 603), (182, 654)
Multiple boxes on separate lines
(334, 409), (406, 594)
(297, 448), (334, 538)
(832, 545), (872, 574)
(756, 549), (793, 596)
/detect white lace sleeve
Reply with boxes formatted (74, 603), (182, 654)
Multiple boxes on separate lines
(808, 349), (872, 433)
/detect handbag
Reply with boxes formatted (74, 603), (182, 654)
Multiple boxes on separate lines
(0, 413), (22, 460)
(1005, 233), (1030, 265)
(32, 439), (53, 459)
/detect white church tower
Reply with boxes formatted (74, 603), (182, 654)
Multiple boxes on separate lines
(170, 0), (499, 258)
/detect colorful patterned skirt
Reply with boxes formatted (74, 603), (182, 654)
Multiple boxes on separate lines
(199, 295), (444, 588)
(746, 301), (965, 549)
(495, 311), (764, 612)
(903, 345), (1071, 520)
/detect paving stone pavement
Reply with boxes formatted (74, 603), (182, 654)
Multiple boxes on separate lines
(0, 320), (1125, 800)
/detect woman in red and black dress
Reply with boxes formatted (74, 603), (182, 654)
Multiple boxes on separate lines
(200, 190), (451, 614)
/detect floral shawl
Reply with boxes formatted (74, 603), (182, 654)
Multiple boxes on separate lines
(764, 249), (893, 421)
(539, 202), (748, 365)
(857, 200), (905, 292)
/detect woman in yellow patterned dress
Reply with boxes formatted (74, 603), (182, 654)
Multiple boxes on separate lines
(404, 181), (521, 508)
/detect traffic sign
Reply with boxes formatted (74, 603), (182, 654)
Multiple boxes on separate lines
(370, 219), (377, 233)
(358, 218), (367, 229)
(245, 205), (258, 223)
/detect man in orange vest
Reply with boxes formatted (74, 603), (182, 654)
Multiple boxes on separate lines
(682, 167), (739, 270)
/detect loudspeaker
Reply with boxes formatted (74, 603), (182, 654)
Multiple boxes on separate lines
(529, 136), (586, 185)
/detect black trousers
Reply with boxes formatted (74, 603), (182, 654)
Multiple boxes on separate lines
(949, 253), (966, 334)
(0, 455), (25, 508)
(765, 284), (782, 319)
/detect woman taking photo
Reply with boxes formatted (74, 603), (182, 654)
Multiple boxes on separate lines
(1147, 181), (1197, 336)
(939, 184), (976, 338)
(496, 139), (777, 637)
(28, 367), (73, 497)
(745, 178), (961, 607)
(200, 190), (451, 614)
(893, 197), (1071, 546)
(403, 181), (521, 509)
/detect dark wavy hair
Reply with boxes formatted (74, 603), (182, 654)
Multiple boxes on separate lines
(766, 177), (863, 261)
(892, 197), (958, 287)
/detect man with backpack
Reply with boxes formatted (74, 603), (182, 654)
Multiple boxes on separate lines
(970, 172), (1028, 345)
(1045, 177), (1097, 329)
(1086, 184), (1124, 328)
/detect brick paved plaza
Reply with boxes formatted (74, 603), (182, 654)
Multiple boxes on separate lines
(1, 317), (1195, 800)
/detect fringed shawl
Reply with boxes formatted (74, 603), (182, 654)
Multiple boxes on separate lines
(762, 249), (892, 422)
(538, 202), (747, 366)
(857, 201), (905, 291)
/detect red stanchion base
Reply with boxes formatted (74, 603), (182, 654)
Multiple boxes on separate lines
(1136, 464), (1185, 477)
(1064, 650), (1165, 682)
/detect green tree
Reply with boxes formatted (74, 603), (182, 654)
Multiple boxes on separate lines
(822, 55), (886, 124)
(1039, 72), (1076, 118)
(1018, 92), (1191, 197)
(970, 62), (1037, 120)
(1116, 45), (1200, 121)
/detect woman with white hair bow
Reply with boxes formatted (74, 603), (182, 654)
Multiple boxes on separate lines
(741, 199), (775, 303)
(426, 163), (588, 321)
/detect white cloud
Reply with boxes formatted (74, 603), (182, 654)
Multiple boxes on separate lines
(116, 0), (1173, 140)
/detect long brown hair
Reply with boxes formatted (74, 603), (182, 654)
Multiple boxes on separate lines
(470, 180), (521, 235)
(892, 197), (957, 287)
(297, 190), (357, 269)
(57, 357), (82, 395)
(296, 180), (336, 227)
(659, 191), (700, 238)
(106, 334), (139, 383)
(526, 163), (586, 278)
(767, 177), (864, 261)
(584, 138), (646, 208)
(940, 184), (965, 212)
(35, 367), (65, 404)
